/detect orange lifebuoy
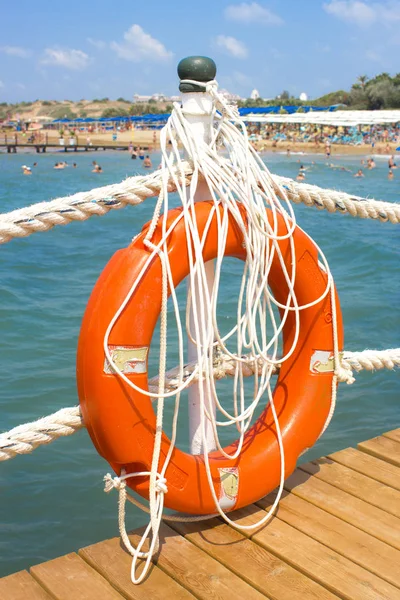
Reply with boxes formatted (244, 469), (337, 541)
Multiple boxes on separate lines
(77, 201), (343, 514)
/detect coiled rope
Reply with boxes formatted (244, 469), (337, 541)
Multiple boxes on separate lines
(0, 164), (398, 246)
(1, 348), (399, 463)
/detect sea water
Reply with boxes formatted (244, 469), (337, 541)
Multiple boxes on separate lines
(0, 150), (399, 576)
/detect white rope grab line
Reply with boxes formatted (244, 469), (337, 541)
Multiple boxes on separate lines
(0, 164), (193, 245)
(272, 177), (400, 224)
(0, 165), (398, 246)
(1, 348), (398, 463)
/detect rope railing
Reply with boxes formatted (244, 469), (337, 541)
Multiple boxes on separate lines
(1, 348), (398, 462)
(0, 165), (398, 245)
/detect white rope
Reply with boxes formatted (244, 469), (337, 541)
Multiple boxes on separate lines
(1, 348), (398, 463)
(0, 161), (398, 246)
(273, 176), (400, 224)
(100, 77), (355, 582)
(0, 407), (83, 461)
(0, 165), (193, 244)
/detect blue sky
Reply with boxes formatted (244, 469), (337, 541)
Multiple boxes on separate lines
(0, 0), (399, 102)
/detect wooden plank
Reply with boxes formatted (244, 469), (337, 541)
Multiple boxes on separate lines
(300, 458), (400, 517)
(127, 523), (265, 600)
(31, 552), (124, 600)
(284, 468), (400, 550)
(231, 503), (400, 600)
(79, 536), (194, 600)
(328, 447), (400, 491)
(358, 435), (400, 467)
(169, 516), (338, 600)
(258, 490), (400, 589)
(0, 570), (52, 600)
(383, 429), (400, 444)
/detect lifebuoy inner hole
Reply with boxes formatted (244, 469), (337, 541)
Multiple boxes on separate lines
(147, 257), (281, 453)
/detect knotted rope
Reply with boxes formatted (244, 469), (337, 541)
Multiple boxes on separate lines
(0, 165), (398, 246)
(1, 347), (398, 463)
(1, 348), (398, 463)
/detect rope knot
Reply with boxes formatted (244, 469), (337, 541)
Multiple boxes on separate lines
(205, 80), (218, 94)
(335, 362), (355, 385)
(155, 476), (168, 494)
(103, 473), (125, 493)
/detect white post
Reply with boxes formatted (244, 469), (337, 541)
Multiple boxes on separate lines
(181, 88), (217, 455)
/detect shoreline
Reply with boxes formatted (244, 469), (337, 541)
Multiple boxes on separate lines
(3, 129), (399, 157)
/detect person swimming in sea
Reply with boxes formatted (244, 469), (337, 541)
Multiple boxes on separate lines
(296, 171), (305, 181)
(388, 155), (397, 169)
(92, 164), (103, 173)
(21, 165), (32, 175)
(354, 169), (364, 178)
(388, 169), (394, 180)
(325, 141), (331, 158)
(143, 155), (152, 168)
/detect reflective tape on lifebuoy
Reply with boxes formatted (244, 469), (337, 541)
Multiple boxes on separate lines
(77, 202), (343, 514)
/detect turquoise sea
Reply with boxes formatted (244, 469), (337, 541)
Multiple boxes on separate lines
(0, 149), (399, 577)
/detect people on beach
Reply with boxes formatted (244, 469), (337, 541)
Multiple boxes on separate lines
(354, 169), (364, 177)
(388, 155), (397, 169)
(143, 155), (152, 168)
(21, 165), (32, 175)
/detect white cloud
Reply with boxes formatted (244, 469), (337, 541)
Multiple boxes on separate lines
(324, 0), (400, 26)
(0, 45), (31, 58)
(225, 2), (283, 25)
(87, 38), (106, 50)
(41, 48), (90, 70)
(111, 25), (173, 62)
(216, 35), (248, 58)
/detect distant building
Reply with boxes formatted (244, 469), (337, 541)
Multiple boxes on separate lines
(299, 92), (308, 102)
(133, 93), (180, 104)
(250, 89), (260, 101)
(219, 89), (243, 103)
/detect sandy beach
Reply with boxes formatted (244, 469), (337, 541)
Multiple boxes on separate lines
(3, 127), (399, 157)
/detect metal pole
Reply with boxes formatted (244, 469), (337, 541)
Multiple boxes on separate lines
(178, 57), (218, 455)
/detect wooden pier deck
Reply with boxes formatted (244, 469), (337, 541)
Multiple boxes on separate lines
(1, 429), (399, 600)
(0, 136), (148, 153)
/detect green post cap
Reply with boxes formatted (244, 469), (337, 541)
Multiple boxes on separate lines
(178, 56), (217, 93)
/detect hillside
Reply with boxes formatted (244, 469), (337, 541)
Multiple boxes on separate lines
(0, 98), (172, 122)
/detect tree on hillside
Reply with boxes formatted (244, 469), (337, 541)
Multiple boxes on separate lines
(101, 107), (128, 118)
(356, 75), (369, 89)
